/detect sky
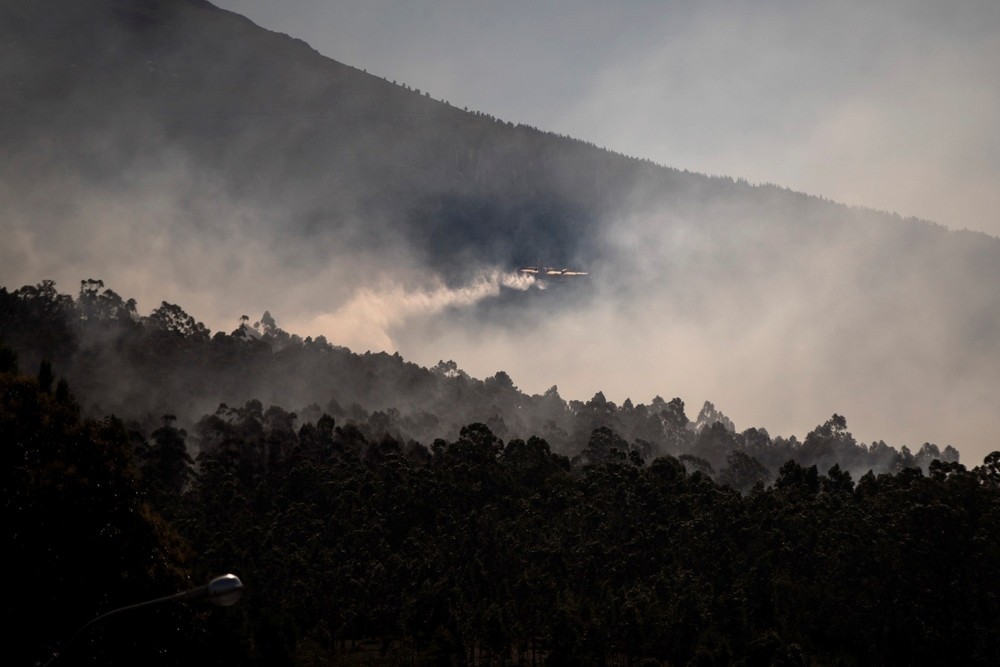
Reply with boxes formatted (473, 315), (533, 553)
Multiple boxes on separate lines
(213, 0), (1000, 238)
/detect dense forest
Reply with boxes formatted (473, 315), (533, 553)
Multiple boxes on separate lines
(6, 279), (999, 666)
(0, 279), (963, 482)
(4, 2), (1000, 664)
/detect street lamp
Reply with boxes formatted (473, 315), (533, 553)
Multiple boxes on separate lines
(42, 573), (244, 665)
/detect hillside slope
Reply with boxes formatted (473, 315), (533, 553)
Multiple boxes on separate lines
(1, 0), (998, 462)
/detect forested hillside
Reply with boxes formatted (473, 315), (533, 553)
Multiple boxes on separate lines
(0, 279), (962, 481)
(5, 328), (999, 665)
(2, 0), (998, 463)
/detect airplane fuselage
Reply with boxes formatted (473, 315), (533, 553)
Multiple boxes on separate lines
(517, 265), (588, 278)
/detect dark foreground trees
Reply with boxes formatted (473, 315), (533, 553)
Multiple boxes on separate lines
(7, 345), (998, 665)
(2, 356), (248, 666)
(2, 278), (996, 665)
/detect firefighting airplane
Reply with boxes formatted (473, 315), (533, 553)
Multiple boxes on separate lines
(517, 263), (588, 278)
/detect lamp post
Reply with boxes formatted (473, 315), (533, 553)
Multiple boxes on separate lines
(42, 573), (244, 665)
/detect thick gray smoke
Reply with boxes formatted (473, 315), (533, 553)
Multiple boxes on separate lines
(4, 143), (998, 465)
(2, 0), (998, 467)
(391, 195), (1000, 466)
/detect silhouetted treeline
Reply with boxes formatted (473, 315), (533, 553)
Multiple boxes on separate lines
(5, 346), (999, 665)
(0, 279), (959, 483)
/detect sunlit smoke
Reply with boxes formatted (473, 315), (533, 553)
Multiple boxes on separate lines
(289, 270), (538, 352)
(499, 271), (542, 291)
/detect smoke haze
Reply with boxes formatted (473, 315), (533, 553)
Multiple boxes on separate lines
(390, 198), (1000, 464)
(1, 0), (998, 466)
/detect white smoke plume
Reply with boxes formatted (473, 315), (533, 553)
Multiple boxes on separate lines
(288, 270), (538, 352)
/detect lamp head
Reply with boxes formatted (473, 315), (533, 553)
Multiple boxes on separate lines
(206, 574), (244, 607)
